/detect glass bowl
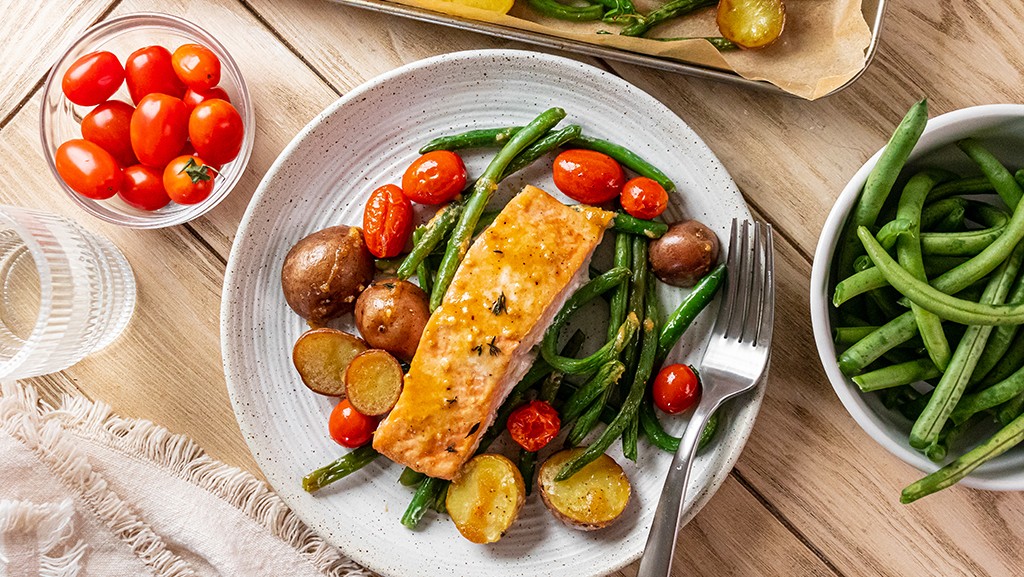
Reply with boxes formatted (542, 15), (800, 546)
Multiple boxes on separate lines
(39, 12), (254, 228)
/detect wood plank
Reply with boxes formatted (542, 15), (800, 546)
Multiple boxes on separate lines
(0, 0), (116, 125)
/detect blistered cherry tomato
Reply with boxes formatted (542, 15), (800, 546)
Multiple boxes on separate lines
(328, 399), (377, 448)
(362, 184), (413, 258)
(552, 149), (625, 204)
(401, 151), (467, 205)
(130, 93), (189, 167)
(119, 165), (171, 211)
(188, 99), (243, 166)
(507, 400), (560, 452)
(55, 139), (123, 200)
(652, 364), (700, 414)
(182, 86), (230, 113)
(620, 176), (669, 220)
(171, 44), (221, 92)
(81, 100), (136, 167)
(125, 46), (186, 104)
(61, 51), (124, 106)
(163, 155), (215, 205)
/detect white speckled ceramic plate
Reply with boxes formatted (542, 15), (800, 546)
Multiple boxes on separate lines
(222, 50), (760, 577)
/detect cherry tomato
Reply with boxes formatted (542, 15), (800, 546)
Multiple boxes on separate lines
(652, 364), (700, 414)
(362, 184), (413, 258)
(125, 46), (186, 104)
(81, 100), (136, 167)
(171, 44), (221, 92)
(401, 151), (467, 205)
(163, 155), (215, 205)
(55, 139), (123, 200)
(552, 149), (625, 205)
(506, 400), (560, 452)
(61, 51), (124, 106)
(182, 86), (230, 113)
(119, 165), (170, 211)
(188, 99), (243, 166)
(328, 399), (377, 448)
(620, 177), (669, 220)
(130, 94), (189, 167)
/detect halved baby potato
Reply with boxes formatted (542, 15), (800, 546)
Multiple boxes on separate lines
(292, 328), (368, 396)
(538, 449), (631, 531)
(717, 0), (786, 50)
(344, 349), (404, 416)
(446, 454), (526, 544)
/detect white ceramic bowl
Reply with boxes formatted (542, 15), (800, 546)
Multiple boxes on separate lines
(811, 104), (1024, 491)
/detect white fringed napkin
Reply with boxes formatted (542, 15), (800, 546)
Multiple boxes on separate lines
(0, 382), (370, 577)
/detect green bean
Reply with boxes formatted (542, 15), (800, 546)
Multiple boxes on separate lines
(502, 125), (582, 179)
(998, 393), (1024, 426)
(969, 265), (1024, 385)
(398, 202), (463, 282)
(925, 416), (978, 462)
(836, 100), (929, 278)
(880, 387), (932, 422)
(921, 228), (1005, 257)
(302, 445), (380, 493)
(612, 213), (669, 238)
(639, 399), (720, 452)
(950, 363), (1024, 425)
(833, 268), (889, 307)
(978, 330), (1024, 388)
(557, 270), (659, 481)
(838, 311), (919, 376)
(591, 0), (638, 21)
(834, 326), (880, 346)
(622, 413), (640, 461)
(528, 0), (604, 20)
(399, 467), (425, 487)
(619, 0), (717, 37)
(567, 135), (675, 192)
(518, 449), (537, 496)
(931, 205), (966, 232)
(608, 233), (632, 341)
(901, 411), (1024, 503)
(563, 360), (626, 423)
(657, 263), (726, 366)
(431, 108), (566, 310)
(650, 36), (739, 50)
(927, 176), (992, 202)
(852, 358), (941, 392)
(923, 255), (969, 277)
(908, 243), (1023, 449)
(620, 237), (649, 374)
(957, 138), (1022, 210)
(876, 218), (914, 250)
(402, 476), (444, 528)
(419, 126), (523, 153)
(540, 331), (585, 404)
(541, 268), (638, 374)
(896, 171), (952, 370)
(473, 210), (500, 235)
(921, 198), (968, 229)
(867, 286), (905, 320)
(408, 228), (432, 295)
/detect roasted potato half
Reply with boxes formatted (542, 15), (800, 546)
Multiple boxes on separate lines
(344, 349), (403, 416)
(717, 0), (786, 50)
(446, 454), (526, 544)
(292, 328), (368, 396)
(281, 225), (374, 324)
(538, 449), (631, 531)
(354, 278), (430, 360)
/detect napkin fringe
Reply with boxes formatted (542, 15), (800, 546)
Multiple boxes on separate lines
(51, 391), (366, 577)
(1, 383), (194, 577)
(0, 499), (87, 577)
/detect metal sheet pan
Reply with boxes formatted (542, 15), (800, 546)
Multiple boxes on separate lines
(329, 0), (885, 98)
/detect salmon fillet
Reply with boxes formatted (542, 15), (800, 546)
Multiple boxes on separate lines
(372, 185), (614, 480)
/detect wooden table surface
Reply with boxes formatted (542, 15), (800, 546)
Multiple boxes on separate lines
(5, 0), (1024, 575)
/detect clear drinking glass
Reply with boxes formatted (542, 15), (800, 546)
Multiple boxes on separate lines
(0, 206), (135, 379)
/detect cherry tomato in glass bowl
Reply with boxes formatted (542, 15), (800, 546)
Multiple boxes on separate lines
(61, 51), (124, 106)
(171, 43), (221, 92)
(188, 98), (243, 166)
(401, 151), (467, 205)
(652, 364), (701, 414)
(552, 149), (625, 205)
(125, 45), (186, 104)
(55, 139), (123, 200)
(506, 400), (560, 452)
(163, 155), (215, 205)
(362, 184), (413, 258)
(328, 399), (377, 448)
(130, 93), (189, 167)
(620, 176), (669, 220)
(182, 86), (230, 113)
(119, 165), (171, 211)
(81, 100), (136, 168)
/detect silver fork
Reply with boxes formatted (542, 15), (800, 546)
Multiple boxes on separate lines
(637, 219), (775, 577)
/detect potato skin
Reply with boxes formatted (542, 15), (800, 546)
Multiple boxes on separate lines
(354, 279), (430, 360)
(538, 449), (631, 531)
(281, 225), (374, 323)
(649, 220), (720, 287)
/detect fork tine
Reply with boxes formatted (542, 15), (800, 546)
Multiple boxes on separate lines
(742, 222), (764, 343)
(726, 220), (751, 339)
(757, 224), (775, 348)
(713, 219), (740, 336)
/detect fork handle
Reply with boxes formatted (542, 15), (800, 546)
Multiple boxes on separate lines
(637, 397), (724, 577)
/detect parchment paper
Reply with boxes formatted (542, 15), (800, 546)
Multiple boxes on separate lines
(381, 0), (873, 100)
